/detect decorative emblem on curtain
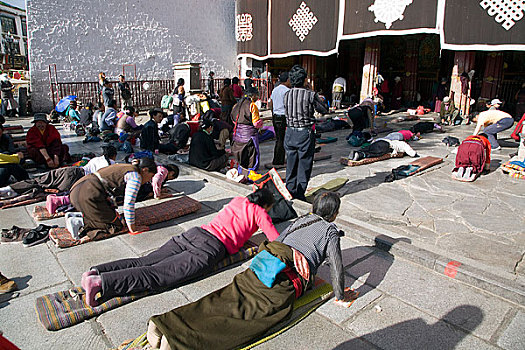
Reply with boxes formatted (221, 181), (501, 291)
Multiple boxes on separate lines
(368, 0), (414, 29)
(288, 2), (318, 42)
(236, 13), (254, 41)
(479, 0), (524, 30)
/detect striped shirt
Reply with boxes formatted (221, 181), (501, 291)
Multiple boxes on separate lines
(283, 87), (328, 128)
(123, 171), (142, 226)
(276, 214), (344, 300)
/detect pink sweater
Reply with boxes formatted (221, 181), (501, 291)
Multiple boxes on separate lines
(202, 197), (279, 255)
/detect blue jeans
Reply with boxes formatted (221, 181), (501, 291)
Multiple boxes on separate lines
(284, 127), (315, 200)
(483, 117), (515, 149)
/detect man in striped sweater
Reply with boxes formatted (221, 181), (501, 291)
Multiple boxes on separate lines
(283, 65), (328, 201)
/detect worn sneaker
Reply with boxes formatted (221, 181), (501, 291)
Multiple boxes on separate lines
(1, 226), (31, 244)
(0, 273), (17, 293)
(22, 229), (49, 247)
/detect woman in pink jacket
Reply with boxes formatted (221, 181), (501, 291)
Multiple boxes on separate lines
(81, 188), (279, 306)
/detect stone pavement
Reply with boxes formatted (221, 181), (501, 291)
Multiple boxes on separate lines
(0, 114), (524, 349)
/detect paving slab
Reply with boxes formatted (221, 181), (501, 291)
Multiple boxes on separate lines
(118, 225), (184, 256)
(346, 252), (514, 341)
(497, 311), (525, 350)
(257, 313), (373, 350)
(344, 296), (497, 350)
(55, 236), (138, 286)
(97, 288), (189, 347)
(0, 205), (38, 229)
(0, 282), (111, 350)
(0, 242), (68, 296)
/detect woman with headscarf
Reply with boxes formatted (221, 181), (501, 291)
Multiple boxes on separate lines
(231, 87), (263, 171)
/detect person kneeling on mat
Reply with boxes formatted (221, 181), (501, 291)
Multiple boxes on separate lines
(69, 158), (157, 240)
(81, 188), (279, 307)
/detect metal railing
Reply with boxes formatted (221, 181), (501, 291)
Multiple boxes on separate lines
(200, 77), (274, 104)
(55, 79), (175, 110)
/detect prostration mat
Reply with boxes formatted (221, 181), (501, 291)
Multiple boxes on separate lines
(340, 152), (405, 167)
(313, 152), (332, 162)
(500, 160), (525, 180)
(49, 196), (202, 248)
(32, 205), (66, 221)
(404, 156), (443, 176)
(316, 136), (338, 144)
(305, 178), (348, 203)
(35, 241), (259, 331)
(113, 278), (350, 350)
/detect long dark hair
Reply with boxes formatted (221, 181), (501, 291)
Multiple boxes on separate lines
(246, 188), (274, 209)
(136, 157), (157, 174)
(101, 145), (117, 166)
(312, 192), (340, 221)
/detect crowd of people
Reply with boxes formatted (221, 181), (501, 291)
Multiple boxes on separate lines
(0, 65), (523, 350)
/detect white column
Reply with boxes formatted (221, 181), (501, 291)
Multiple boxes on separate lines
(240, 56), (252, 78)
(14, 16), (24, 56)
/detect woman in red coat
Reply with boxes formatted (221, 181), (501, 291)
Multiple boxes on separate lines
(26, 113), (71, 168)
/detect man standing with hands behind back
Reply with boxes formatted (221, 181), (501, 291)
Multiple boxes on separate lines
(267, 72), (290, 169)
(284, 65), (328, 201)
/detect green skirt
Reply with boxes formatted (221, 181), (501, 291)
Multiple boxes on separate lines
(150, 241), (308, 350)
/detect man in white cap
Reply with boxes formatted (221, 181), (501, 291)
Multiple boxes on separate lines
(440, 96), (458, 125)
(488, 98), (502, 110)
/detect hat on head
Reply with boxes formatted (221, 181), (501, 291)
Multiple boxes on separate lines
(32, 113), (49, 123)
(394, 76), (401, 82)
(443, 96), (450, 104)
(490, 98), (502, 106)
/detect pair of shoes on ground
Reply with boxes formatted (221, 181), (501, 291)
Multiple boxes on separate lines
(1, 226), (32, 244)
(452, 166), (476, 181)
(22, 224), (57, 247)
(0, 273), (17, 294)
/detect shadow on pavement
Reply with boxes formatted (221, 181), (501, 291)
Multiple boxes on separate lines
(342, 236), (410, 298)
(332, 305), (484, 350)
(337, 172), (391, 197)
(0, 275), (31, 308)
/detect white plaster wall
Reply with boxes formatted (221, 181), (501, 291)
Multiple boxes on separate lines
(27, 0), (237, 112)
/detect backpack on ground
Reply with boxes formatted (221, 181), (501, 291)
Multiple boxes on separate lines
(161, 95), (173, 109)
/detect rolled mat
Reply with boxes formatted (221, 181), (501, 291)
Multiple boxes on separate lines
(49, 196), (202, 248)
(316, 137), (338, 144)
(313, 152), (332, 162)
(32, 205), (66, 221)
(340, 152), (405, 166)
(113, 278), (348, 350)
(35, 241), (258, 331)
(305, 178), (348, 203)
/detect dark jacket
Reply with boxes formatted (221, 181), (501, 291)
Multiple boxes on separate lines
(0, 133), (15, 154)
(189, 130), (225, 169)
(140, 119), (160, 151)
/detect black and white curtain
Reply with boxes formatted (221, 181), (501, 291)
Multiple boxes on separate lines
(236, 0), (525, 59)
